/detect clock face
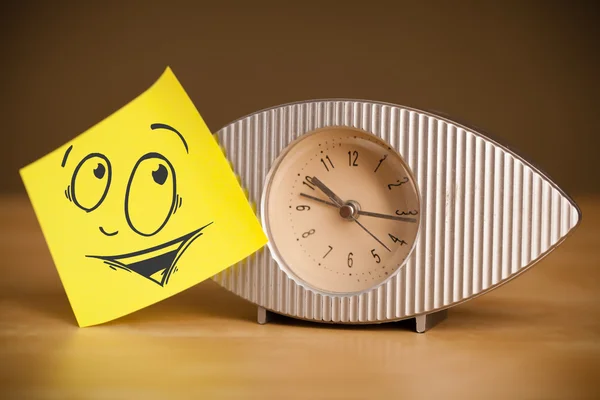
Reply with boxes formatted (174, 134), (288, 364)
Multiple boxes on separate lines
(262, 126), (421, 295)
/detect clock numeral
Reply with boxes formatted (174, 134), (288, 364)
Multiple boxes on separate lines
(395, 209), (418, 216)
(296, 205), (311, 211)
(388, 233), (408, 246)
(320, 155), (335, 172)
(370, 249), (381, 263)
(347, 252), (354, 268)
(323, 245), (333, 259)
(348, 150), (358, 167)
(302, 175), (315, 190)
(302, 229), (316, 238)
(387, 176), (409, 190)
(374, 154), (387, 173)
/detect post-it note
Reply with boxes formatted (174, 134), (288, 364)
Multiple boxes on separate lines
(19, 67), (268, 327)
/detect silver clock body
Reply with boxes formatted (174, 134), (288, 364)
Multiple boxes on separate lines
(211, 100), (581, 328)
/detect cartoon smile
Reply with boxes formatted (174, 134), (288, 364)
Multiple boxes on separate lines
(86, 222), (213, 286)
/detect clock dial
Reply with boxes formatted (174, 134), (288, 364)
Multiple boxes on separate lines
(262, 126), (421, 295)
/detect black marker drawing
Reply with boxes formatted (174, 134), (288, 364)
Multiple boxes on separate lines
(172, 195), (183, 215)
(71, 153), (112, 213)
(64, 185), (73, 202)
(63, 123), (213, 287)
(99, 226), (118, 236)
(173, 194), (179, 215)
(87, 222), (214, 287)
(61, 145), (73, 168)
(150, 123), (189, 154)
(374, 154), (387, 173)
(387, 177), (409, 190)
(124, 152), (176, 237)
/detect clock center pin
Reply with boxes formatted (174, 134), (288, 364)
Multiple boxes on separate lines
(339, 200), (360, 220)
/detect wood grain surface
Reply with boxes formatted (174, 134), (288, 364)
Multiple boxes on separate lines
(1, 194), (599, 399)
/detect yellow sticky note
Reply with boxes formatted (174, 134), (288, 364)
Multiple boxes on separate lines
(20, 67), (268, 327)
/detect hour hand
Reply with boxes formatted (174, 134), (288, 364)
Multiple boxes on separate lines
(310, 176), (345, 207)
(300, 193), (337, 207)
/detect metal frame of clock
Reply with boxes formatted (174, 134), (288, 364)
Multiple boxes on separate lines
(211, 99), (581, 333)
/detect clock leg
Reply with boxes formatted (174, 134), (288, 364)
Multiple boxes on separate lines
(257, 306), (273, 325)
(415, 309), (448, 333)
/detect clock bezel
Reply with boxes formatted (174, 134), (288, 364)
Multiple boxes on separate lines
(260, 124), (423, 298)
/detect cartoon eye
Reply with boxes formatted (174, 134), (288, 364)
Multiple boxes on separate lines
(125, 152), (176, 236)
(71, 153), (112, 212)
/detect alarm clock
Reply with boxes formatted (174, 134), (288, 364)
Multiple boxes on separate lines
(211, 99), (581, 332)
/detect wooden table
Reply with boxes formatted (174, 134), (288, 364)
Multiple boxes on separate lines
(1, 194), (599, 399)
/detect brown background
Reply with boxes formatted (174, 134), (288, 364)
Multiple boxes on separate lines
(1, 0), (598, 196)
(1, 3), (599, 398)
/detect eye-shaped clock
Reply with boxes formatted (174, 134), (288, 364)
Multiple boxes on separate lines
(211, 100), (581, 332)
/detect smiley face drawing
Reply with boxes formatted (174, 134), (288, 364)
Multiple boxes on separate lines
(20, 67), (267, 327)
(65, 122), (213, 287)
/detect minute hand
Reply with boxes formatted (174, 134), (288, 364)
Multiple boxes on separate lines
(299, 193), (417, 223)
(357, 210), (417, 223)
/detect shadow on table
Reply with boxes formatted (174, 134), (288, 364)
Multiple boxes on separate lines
(240, 296), (557, 334)
(10, 280), (548, 334)
(6, 280), (256, 327)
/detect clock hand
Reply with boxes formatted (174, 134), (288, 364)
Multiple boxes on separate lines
(299, 191), (390, 251)
(299, 192), (337, 207)
(299, 192), (391, 251)
(357, 210), (417, 223)
(299, 193), (417, 223)
(310, 176), (345, 207)
(353, 218), (391, 252)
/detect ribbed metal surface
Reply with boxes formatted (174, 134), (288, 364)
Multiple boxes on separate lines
(212, 100), (581, 323)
